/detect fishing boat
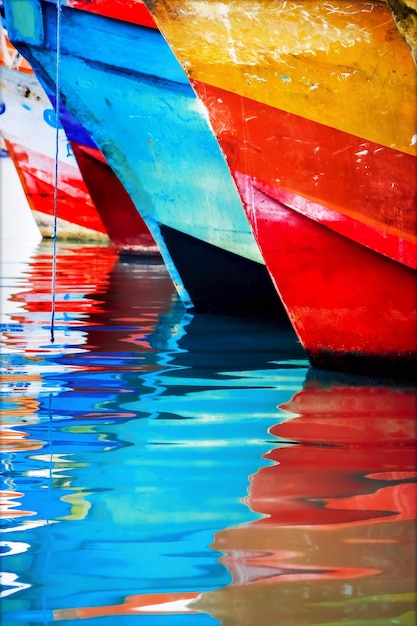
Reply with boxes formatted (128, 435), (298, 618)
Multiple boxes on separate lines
(0, 27), (158, 254)
(0, 27), (109, 241)
(1, 0), (287, 318)
(138, 0), (417, 378)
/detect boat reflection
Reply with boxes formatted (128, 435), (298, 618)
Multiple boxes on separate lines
(1, 241), (119, 355)
(1, 242), (305, 623)
(1, 241), (415, 625)
(6, 369), (414, 625)
(1, 241), (178, 531)
(198, 371), (416, 625)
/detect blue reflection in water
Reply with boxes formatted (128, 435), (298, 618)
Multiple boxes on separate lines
(1, 241), (416, 626)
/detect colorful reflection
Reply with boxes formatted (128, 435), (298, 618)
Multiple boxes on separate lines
(1, 241), (415, 626)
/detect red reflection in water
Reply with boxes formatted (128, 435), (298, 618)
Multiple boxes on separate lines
(248, 383), (416, 526)
(1, 243), (177, 531)
(9, 245), (119, 322)
(2, 243), (176, 355)
(3, 245), (415, 623)
(200, 378), (417, 625)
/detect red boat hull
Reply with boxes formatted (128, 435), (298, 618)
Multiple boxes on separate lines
(5, 140), (109, 240)
(236, 173), (417, 376)
(185, 81), (417, 375)
(70, 142), (159, 256)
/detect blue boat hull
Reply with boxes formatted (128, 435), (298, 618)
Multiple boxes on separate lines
(3, 0), (286, 318)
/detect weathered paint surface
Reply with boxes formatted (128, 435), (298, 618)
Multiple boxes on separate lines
(193, 83), (417, 269)
(146, 0), (417, 154)
(141, 0), (417, 374)
(3, 0), (271, 314)
(143, 0), (417, 249)
(0, 30), (108, 239)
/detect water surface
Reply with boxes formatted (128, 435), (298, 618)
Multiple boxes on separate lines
(1, 239), (416, 625)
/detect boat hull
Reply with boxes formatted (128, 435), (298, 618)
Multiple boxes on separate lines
(140, 0), (417, 376)
(3, 0), (286, 318)
(0, 40), (108, 240)
(237, 175), (417, 377)
(158, 223), (286, 316)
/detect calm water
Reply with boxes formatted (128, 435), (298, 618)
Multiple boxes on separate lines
(1, 238), (416, 626)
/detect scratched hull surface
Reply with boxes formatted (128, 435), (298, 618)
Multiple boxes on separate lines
(139, 0), (417, 377)
(2, 0), (287, 318)
(0, 32), (109, 241)
(1, 239), (416, 625)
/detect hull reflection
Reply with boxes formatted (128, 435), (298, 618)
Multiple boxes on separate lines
(199, 372), (417, 625)
(1, 241), (415, 626)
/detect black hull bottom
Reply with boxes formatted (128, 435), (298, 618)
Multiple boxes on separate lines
(160, 224), (290, 323)
(309, 350), (417, 382)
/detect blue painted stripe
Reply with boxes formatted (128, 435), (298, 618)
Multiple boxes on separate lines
(44, 2), (190, 86)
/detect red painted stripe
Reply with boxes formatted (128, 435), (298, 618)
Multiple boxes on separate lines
(76, 143), (108, 165)
(251, 180), (417, 270)
(62, 0), (158, 28)
(191, 80), (417, 260)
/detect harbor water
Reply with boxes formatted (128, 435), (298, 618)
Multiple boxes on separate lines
(1, 157), (416, 625)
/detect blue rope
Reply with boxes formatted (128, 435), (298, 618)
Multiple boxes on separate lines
(50, 0), (61, 344)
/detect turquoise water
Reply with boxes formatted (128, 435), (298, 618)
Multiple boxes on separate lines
(1, 240), (416, 626)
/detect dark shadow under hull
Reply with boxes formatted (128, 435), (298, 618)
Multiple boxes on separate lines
(160, 224), (290, 323)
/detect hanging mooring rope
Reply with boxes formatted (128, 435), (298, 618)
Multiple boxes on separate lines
(50, 0), (62, 343)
